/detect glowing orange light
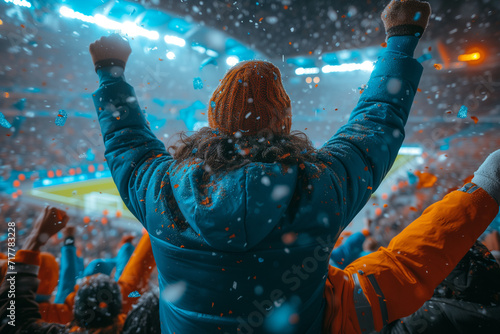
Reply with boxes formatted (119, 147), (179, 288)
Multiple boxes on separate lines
(458, 52), (481, 62)
(0, 19), (3, 25)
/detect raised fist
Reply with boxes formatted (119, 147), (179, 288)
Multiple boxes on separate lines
(381, 0), (431, 39)
(89, 34), (132, 71)
(473, 149), (500, 205)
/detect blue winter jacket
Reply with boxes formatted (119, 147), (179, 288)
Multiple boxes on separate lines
(92, 36), (423, 334)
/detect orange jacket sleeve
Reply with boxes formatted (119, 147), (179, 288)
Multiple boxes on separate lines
(39, 290), (76, 324)
(118, 232), (156, 313)
(323, 184), (499, 333)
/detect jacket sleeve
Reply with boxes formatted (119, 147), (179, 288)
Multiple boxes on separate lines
(317, 35), (423, 227)
(118, 232), (156, 314)
(39, 291), (75, 324)
(92, 67), (174, 225)
(54, 244), (78, 304)
(0, 250), (65, 333)
(342, 184), (499, 332)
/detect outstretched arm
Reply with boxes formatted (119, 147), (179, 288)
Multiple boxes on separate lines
(0, 207), (68, 333)
(118, 232), (156, 314)
(323, 150), (500, 333)
(318, 0), (431, 227)
(90, 35), (173, 225)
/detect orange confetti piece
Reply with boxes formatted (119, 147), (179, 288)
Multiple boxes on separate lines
(470, 116), (479, 124)
(381, 42), (387, 48)
(174, 184), (179, 188)
(433, 64), (442, 70)
(415, 171), (438, 189)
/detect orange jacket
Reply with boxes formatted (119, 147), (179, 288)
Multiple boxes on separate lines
(323, 184), (499, 333)
(40, 232), (156, 324)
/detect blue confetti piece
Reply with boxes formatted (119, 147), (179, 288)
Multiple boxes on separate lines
(457, 105), (468, 119)
(193, 77), (203, 90)
(258, 258), (264, 263)
(417, 53), (432, 63)
(128, 291), (141, 298)
(55, 110), (67, 126)
(413, 12), (421, 21)
(210, 101), (216, 108)
(414, 32), (421, 38)
(0, 112), (12, 128)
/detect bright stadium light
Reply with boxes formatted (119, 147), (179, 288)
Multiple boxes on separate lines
(322, 61), (375, 73)
(192, 45), (207, 54)
(295, 67), (320, 75)
(121, 21), (159, 40)
(164, 35), (186, 47)
(226, 56), (239, 66)
(59, 7), (159, 40)
(206, 49), (219, 57)
(59, 6), (95, 23)
(399, 146), (423, 155)
(94, 14), (122, 30)
(4, 0), (32, 8)
(166, 51), (176, 60)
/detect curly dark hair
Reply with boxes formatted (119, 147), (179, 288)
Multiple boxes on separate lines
(168, 127), (317, 174)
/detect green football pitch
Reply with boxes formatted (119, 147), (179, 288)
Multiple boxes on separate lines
(30, 178), (134, 219)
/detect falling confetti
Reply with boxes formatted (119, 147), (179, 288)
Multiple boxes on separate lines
(55, 110), (67, 126)
(413, 12), (421, 21)
(457, 105), (468, 119)
(470, 116), (478, 124)
(128, 291), (141, 298)
(433, 64), (442, 70)
(0, 112), (12, 128)
(193, 77), (203, 90)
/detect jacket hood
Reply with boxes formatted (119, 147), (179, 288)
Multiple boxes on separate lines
(170, 161), (298, 252)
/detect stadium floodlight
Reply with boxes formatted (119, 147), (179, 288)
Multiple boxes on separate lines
(295, 67), (320, 76)
(226, 56), (239, 67)
(192, 45), (207, 54)
(59, 6), (95, 23)
(166, 51), (176, 60)
(94, 14), (122, 30)
(121, 21), (159, 40)
(206, 49), (219, 58)
(59, 7), (159, 40)
(4, 0), (31, 8)
(322, 61), (375, 73)
(399, 146), (423, 156)
(164, 35), (186, 47)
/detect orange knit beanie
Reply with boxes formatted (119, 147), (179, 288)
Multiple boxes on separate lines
(208, 60), (292, 136)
